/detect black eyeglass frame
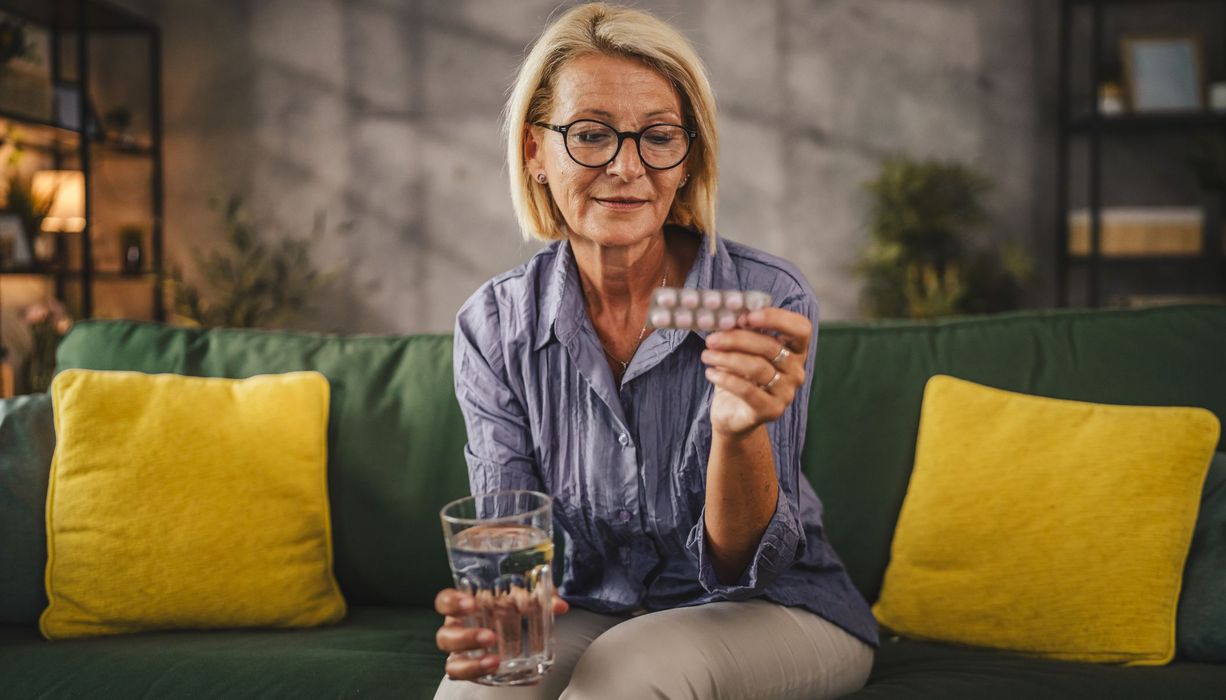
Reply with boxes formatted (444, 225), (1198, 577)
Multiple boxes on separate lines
(533, 119), (699, 170)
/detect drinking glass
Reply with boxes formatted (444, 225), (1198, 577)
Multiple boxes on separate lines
(440, 490), (555, 686)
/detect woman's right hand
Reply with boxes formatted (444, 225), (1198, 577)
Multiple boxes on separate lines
(434, 587), (570, 681)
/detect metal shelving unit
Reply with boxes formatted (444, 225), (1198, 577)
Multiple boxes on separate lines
(0, 0), (164, 322)
(1056, 0), (1226, 307)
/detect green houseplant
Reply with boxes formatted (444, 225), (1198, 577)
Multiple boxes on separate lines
(857, 156), (1032, 319)
(3, 171), (53, 259)
(18, 299), (71, 393)
(168, 195), (335, 329)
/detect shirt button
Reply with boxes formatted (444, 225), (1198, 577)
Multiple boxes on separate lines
(618, 434), (631, 447)
(617, 509), (632, 523)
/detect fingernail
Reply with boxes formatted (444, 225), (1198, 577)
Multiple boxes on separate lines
(459, 597), (474, 612)
(748, 310), (765, 323)
(477, 630), (496, 645)
(481, 656), (500, 669)
(705, 368), (717, 380)
(700, 350), (712, 363)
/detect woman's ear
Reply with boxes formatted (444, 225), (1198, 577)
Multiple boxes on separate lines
(524, 124), (542, 175)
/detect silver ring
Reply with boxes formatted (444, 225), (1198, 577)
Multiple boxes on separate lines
(771, 345), (793, 368)
(761, 370), (781, 391)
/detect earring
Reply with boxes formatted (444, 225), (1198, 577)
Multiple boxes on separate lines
(536, 173), (547, 184)
(679, 175), (689, 188)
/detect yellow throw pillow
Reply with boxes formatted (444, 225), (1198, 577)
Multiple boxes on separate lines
(872, 375), (1219, 666)
(41, 369), (347, 640)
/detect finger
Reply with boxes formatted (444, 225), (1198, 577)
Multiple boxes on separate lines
(446, 653), (502, 681)
(553, 595), (570, 616)
(742, 308), (812, 354)
(701, 349), (780, 386)
(437, 625), (497, 653)
(434, 588), (474, 617)
(706, 329), (795, 363)
(705, 367), (786, 420)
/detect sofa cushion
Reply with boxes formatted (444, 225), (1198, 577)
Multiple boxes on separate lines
(0, 608), (445, 699)
(871, 375), (1218, 665)
(0, 393), (54, 624)
(42, 369), (346, 639)
(848, 630), (1226, 699)
(54, 322), (474, 608)
(804, 305), (1226, 605)
(1178, 451), (1226, 662)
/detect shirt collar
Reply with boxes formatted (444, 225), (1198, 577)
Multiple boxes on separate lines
(534, 240), (581, 351)
(532, 226), (738, 351)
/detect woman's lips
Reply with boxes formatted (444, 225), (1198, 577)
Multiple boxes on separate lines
(595, 198), (647, 211)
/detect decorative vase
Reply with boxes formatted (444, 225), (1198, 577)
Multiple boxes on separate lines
(120, 229), (143, 275)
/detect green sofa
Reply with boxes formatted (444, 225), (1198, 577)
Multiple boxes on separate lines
(1, 304), (1224, 698)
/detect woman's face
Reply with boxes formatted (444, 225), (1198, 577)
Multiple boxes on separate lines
(526, 53), (689, 249)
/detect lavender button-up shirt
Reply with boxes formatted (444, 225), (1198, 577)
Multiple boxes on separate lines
(453, 227), (879, 649)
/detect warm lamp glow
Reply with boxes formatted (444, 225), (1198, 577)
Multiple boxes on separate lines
(32, 170), (86, 233)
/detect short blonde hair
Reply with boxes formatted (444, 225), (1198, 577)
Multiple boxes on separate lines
(503, 2), (719, 243)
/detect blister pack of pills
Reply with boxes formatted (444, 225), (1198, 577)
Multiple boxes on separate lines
(647, 288), (772, 331)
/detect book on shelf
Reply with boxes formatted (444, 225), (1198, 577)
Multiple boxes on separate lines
(1068, 207), (1203, 257)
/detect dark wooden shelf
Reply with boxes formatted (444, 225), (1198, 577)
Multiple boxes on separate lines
(94, 270), (158, 280)
(95, 142), (156, 157)
(0, 116), (154, 159)
(0, 267), (158, 278)
(0, 267), (54, 276)
(1068, 255), (1223, 267)
(1067, 112), (1226, 134)
(1, 0), (155, 31)
(0, 107), (79, 136)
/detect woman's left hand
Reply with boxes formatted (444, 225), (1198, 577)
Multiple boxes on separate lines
(701, 307), (812, 437)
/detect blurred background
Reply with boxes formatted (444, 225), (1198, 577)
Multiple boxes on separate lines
(1, 0), (1224, 394)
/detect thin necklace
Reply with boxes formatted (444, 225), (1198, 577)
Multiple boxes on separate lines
(602, 267), (668, 375)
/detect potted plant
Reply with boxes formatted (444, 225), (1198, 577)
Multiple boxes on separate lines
(18, 299), (71, 394)
(3, 172), (54, 264)
(857, 156), (1032, 319)
(166, 195), (335, 329)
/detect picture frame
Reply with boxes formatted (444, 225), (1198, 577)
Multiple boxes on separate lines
(0, 12), (53, 121)
(53, 83), (102, 136)
(0, 211), (33, 268)
(1121, 34), (1206, 113)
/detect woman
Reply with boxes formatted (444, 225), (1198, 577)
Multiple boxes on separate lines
(435, 4), (878, 698)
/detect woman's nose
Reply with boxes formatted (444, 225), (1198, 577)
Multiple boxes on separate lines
(606, 136), (646, 180)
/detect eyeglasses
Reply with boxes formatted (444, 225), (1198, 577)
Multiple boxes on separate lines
(534, 119), (697, 170)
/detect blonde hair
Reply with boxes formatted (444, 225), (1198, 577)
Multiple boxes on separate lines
(503, 2), (719, 243)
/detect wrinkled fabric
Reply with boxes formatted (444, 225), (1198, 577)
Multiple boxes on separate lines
(452, 226), (879, 649)
(433, 600), (874, 700)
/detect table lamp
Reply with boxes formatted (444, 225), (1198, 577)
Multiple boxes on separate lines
(32, 170), (86, 233)
(32, 169), (85, 271)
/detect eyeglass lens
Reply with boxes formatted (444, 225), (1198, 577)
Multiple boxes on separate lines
(565, 120), (690, 169)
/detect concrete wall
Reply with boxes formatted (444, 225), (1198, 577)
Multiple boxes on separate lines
(117, 0), (1054, 333)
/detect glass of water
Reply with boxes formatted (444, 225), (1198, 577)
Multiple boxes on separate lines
(440, 490), (555, 686)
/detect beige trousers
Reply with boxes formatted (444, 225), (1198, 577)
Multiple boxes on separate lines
(433, 599), (874, 700)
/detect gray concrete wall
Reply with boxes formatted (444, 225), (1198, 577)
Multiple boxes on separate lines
(119, 0), (1053, 333)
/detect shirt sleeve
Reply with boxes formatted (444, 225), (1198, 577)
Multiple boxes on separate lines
(685, 289), (819, 598)
(453, 287), (544, 495)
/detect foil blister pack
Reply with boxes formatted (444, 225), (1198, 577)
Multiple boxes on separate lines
(647, 288), (772, 331)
